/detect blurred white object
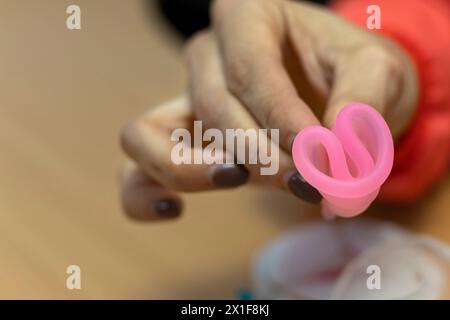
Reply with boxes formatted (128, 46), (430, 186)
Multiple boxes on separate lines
(252, 219), (450, 300)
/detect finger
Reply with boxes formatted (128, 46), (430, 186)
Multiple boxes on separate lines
(212, 0), (320, 150)
(284, 0), (417, 138)
(120, 162), (182, 221)
(323, 45), (413, 139)
(185, 32), (322, 203)
(120, 96), (249, 192)
(185, 32), (288, 188)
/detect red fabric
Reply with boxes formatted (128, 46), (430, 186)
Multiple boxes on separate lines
(331, 0), (450, 203)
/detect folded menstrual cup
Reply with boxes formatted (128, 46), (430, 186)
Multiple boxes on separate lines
(291, 103), (394, 217)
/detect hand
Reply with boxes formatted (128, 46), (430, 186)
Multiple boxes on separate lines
(120, 0), (418, 221)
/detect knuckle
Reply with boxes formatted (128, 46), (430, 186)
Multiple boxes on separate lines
(192, 91), (211, 115)
(263, 102), (283, 127)
(359, 44), (405, 93)
(192, 89), (228, 127)
(183, 30), (210, 62)
(120, 116), (148, 155)
(210, 0), (230, 24)
(225, 57), (252, 97)
(362, 44), (402, 74)
(212, 0), (276, 24)
(120, 118), (138, 155)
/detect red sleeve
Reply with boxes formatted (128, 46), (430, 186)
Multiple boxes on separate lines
(331, 0), (450, 204)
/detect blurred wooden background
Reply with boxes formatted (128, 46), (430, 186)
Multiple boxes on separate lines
(0, 0), (448, 299)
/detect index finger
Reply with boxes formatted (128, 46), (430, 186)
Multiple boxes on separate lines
(212, 0), (320, 150)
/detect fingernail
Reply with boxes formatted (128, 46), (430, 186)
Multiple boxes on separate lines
(211, 164), (249, 188)
(287, 172), (322, 204)
(154, 199), (181, 217)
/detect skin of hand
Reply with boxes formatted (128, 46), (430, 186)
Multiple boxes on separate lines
(120, 0), (418, 221)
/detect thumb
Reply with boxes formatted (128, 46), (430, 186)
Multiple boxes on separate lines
(323, 46), (406, 136)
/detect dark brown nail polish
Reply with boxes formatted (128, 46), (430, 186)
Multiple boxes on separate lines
(287, 172), (322, 204)
(154, 199), (181, 217)
(211, 164), (249, 188)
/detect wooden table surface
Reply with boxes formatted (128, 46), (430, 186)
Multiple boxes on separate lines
(0, 0), (448, 299)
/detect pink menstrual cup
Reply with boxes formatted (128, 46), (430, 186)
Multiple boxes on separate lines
(291, 103), (394, 217)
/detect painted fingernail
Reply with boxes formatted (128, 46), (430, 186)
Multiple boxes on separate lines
(211, 164), (249, 188)
(287, 172), (322, 204)
(154, 199), (181, 218)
